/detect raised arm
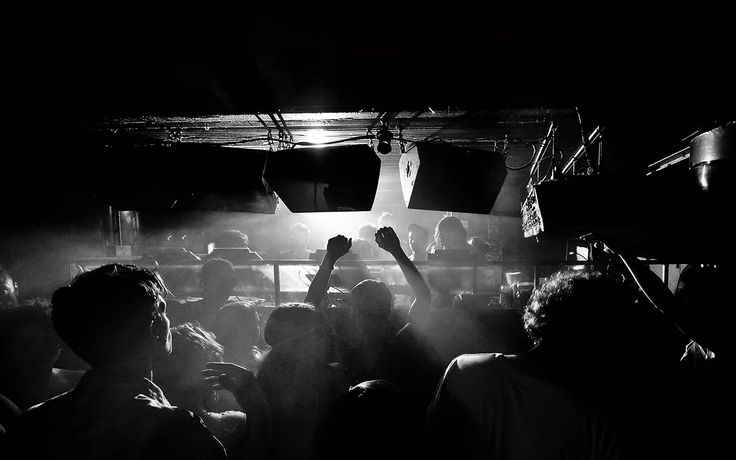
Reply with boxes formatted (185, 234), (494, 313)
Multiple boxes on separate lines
(375, 227), (431, 322)
(304, 235), (352, 309)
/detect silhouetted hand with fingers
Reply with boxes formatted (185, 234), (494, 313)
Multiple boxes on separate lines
(202, 362), (257, 394)
(375, 226), (402, 255)
(325, 235), (352, 263)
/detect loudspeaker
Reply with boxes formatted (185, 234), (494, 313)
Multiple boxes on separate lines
(91, 144), (278, 213)
(398, 141), (507, 214)
(263, 144), (381, 212)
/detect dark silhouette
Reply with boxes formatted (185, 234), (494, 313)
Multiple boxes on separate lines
(428, 270), (638, 459)
(154, 323), (249, 459)
(0, 301), (83, 410)
(210, 301), (264, 372)
(168, 258), (238, 329)
(6, 263), (225, 459)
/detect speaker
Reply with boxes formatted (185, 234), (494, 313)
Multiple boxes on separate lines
(263, 144), (380, 212)
(398, 141), (508, 214)
(91, 144), (278, 213)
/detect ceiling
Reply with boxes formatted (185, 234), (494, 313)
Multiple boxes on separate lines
(7, 2), (733, 189)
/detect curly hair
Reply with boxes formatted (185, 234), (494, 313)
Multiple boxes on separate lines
(523, 269), (631, 346)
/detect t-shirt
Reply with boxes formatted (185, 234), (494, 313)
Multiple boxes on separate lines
(427, 353), (623, 460)
(6, 370), (226, 460)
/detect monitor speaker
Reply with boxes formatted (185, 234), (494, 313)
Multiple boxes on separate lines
(263, 144), (380, 212)
(398, 141), (507, 214)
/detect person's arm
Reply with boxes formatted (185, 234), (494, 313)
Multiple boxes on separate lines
(375, 227), (431, 322)
(304, 235), (351, 310)
(599, 242), (681, 318)
(202, 362), (271, 460)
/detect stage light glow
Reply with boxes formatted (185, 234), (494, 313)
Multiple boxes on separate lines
(303, 129), (331, 146)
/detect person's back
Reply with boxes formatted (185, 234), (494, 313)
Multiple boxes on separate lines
(429, 353), (622, 459)
(12, 370), (222, 460)
(6, 264), (225, 460)
(427, 270), (636, 460)
(257, 303), (348, 460)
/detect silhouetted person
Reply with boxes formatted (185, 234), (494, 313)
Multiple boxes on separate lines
(168, 258), (238, 329)
(0, 265), (19, 310)
(209, 229), (263, 263)
(278, 223), (312, 259)
(6, 263), (225, 459)
(153, 323), (249, 459)
(210, 301), (264, 372)
(407, 223), (429, 262)
(428, 270), (636, 459)
(431, 215), (472, 252)
(212, 229), (249, 249)
(255, 303), (348, 460)
(0, 301), (83, 410)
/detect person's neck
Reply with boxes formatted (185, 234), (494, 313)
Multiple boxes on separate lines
(511, 345), (581, 385)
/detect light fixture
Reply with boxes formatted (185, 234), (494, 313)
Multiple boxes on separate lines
(376, 124), (393, 155)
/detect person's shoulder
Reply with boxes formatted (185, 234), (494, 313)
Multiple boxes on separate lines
(454, 352), (505, 370)
(447, 353), (509, 382)
(157, 407), (226, 458)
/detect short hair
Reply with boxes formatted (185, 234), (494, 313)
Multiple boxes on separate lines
(263, 303), (330, 348)
(351, 279), (393, 319)
(213, 229), (249, 248)
(523, 270), (631, 347)
(291, 223), (311, 237)
(358, 224), (378, 242)
(50, 264), (167, 367)
(200, 258), (235, 284)
(211, 302), (260, 348)
(408, 223), (429, 242)
(378, 212), (396, 227)
(350, 238), (374, 260)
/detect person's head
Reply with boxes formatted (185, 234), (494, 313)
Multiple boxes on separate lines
(377, 212), (396, 230)
(290, 223), (311, 248)
(351, 280), (393, 333)
(153, 322), (223, 409)
(358, 224), (378, 243)
(434, 216), (467, 250)
(407, 224), (429, 255)
(350, 238), (374, 260)
(264, 303), (333, 361)
(213, 229), (249, 248)
(0, 265), (19, 310)
(210, 302), (261, 364)
(0, 300), (61, 372)
(50, 264), (170, 369)
(523, 270), (633, 362)
(200, 258), (238, 303)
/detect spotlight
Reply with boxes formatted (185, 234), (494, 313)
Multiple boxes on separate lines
(376, 125), (393, 155)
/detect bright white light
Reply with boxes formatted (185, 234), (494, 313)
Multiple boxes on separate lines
(303, 129), (331, 146)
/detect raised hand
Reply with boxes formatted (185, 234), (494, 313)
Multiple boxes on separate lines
(202, 362), (257, 394)
(326, 235), (352, 261)
(375, 226), (402, 255)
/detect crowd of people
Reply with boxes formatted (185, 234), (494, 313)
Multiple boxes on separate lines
(0, 216), (732, 459)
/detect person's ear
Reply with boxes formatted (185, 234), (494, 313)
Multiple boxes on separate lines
(150, 313), (170, 346)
